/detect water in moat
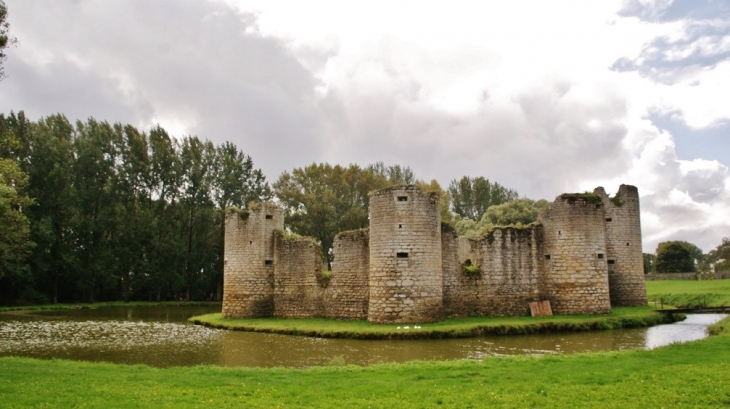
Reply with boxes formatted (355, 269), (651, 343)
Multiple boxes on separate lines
(0, 306), (725, 368)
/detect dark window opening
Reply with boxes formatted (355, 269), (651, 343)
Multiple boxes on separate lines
(558, 230), (561, 235)
(397, 196), (408, 202)
(264, 260), (273, 265)
(398, 224), (403, 229)
(626, 243), (630, 246)
(544, 255), (551, 260)
(249, 240), (253, 244)
(607, 260), (615, 265)
(265, 214), (273, 220)
(397, 252), (409, 258)
(595, 204), (601, 208)
(605, 218), (612, 222)
(597, 253), (604, 259)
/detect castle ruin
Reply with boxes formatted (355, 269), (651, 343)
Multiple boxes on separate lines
(223, 184), (647, 324)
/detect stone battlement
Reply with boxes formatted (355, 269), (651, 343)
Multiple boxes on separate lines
(223, 185), (647, 324)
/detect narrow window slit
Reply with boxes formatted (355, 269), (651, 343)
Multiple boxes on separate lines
(396, 252), (409, 258)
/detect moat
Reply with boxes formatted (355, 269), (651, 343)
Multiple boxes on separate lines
(0, 306), (725, 368)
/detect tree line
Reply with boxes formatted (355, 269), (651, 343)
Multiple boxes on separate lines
(0, 112), (270, 304)
(1, 111), (532, 304)
(645, 239), (729, 275)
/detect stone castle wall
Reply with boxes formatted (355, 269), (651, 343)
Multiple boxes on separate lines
(476, 227), (544, 315)
(273, 234), (325, 318)
(324, 229), (370, 319)
(222, 203), (283, 318)
(597, 185), (648, 306)
(540, 194), (611, 314)
(223, 185), (646, 322)
(442, 226), (544, 316)
(368, 186), (444, 323)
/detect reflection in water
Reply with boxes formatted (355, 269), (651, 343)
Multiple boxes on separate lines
(0, 308), (726, 368)
(644, 314), (727, 349)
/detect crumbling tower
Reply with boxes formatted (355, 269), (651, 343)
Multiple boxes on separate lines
(367, 186), (444, 323)
(540, 193), (611, 314)
(597, 185), (647, 306)
(222, 202), (284, 318)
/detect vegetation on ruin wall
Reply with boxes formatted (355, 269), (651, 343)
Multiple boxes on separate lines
(190, 307), (675, 340)
(561, 192), (602, 204)
(646, 279), (730, 307)
(224, 207), (250, 221)
(2, 315), (730, 408)
(334, 227), (369, 240)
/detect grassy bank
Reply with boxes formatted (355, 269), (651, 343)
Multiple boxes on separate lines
(646, 279), (730, 308)
(2, 315), (729, 408)
(0, 301), (221, 313)
(190, 306), (675, 339)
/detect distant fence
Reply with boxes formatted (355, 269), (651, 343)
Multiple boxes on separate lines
(645, 271), (730, 281)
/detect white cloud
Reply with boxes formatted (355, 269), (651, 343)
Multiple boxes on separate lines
(1, 0), (728, 252)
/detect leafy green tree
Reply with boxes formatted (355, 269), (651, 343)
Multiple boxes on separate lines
(145, 126), (184, 301)
(72, 119), (120, 302)
(415, 179), (452, 224)
(110, 124), (154, 302)
(274, 163), (390, 267)
(655, 241), (702, 273)
(0, 157), (33, 280)
(210, 141), (270, 299)
(699, 237), (730, 273)
(24, 115), (78, 303)
(454, 199), (548, 239)
(1, 1), (17, 81)
(179, 136), (216, 301)
(367, 162), (415, 185)
(448, 176), (519, 221)
(643, 253), (656, 274)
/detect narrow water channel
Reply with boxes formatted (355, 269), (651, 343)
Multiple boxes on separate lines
(0, 307), (725, 368)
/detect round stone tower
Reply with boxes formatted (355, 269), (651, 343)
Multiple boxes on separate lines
(367, 185), (443, 324)
(596, 185), (647, 306)
(540, 193), (611, 314)
(222, 202), (284, 318)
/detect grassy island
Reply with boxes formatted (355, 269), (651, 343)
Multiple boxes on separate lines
(190, 306), (676, 339)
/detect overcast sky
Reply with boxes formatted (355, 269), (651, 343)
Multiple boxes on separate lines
(1, 0), (729, 253)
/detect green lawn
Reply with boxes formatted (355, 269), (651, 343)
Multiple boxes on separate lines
(191, 306), (673, 339)
(2, 316), (729, 408)
(646, 279), (730, 307)
(2, 281), (729, 407)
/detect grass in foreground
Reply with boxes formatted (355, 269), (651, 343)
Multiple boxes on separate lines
(646, 279), (730, 307)
(191, 306), (674, 339)
(2, 315), (729, 408)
